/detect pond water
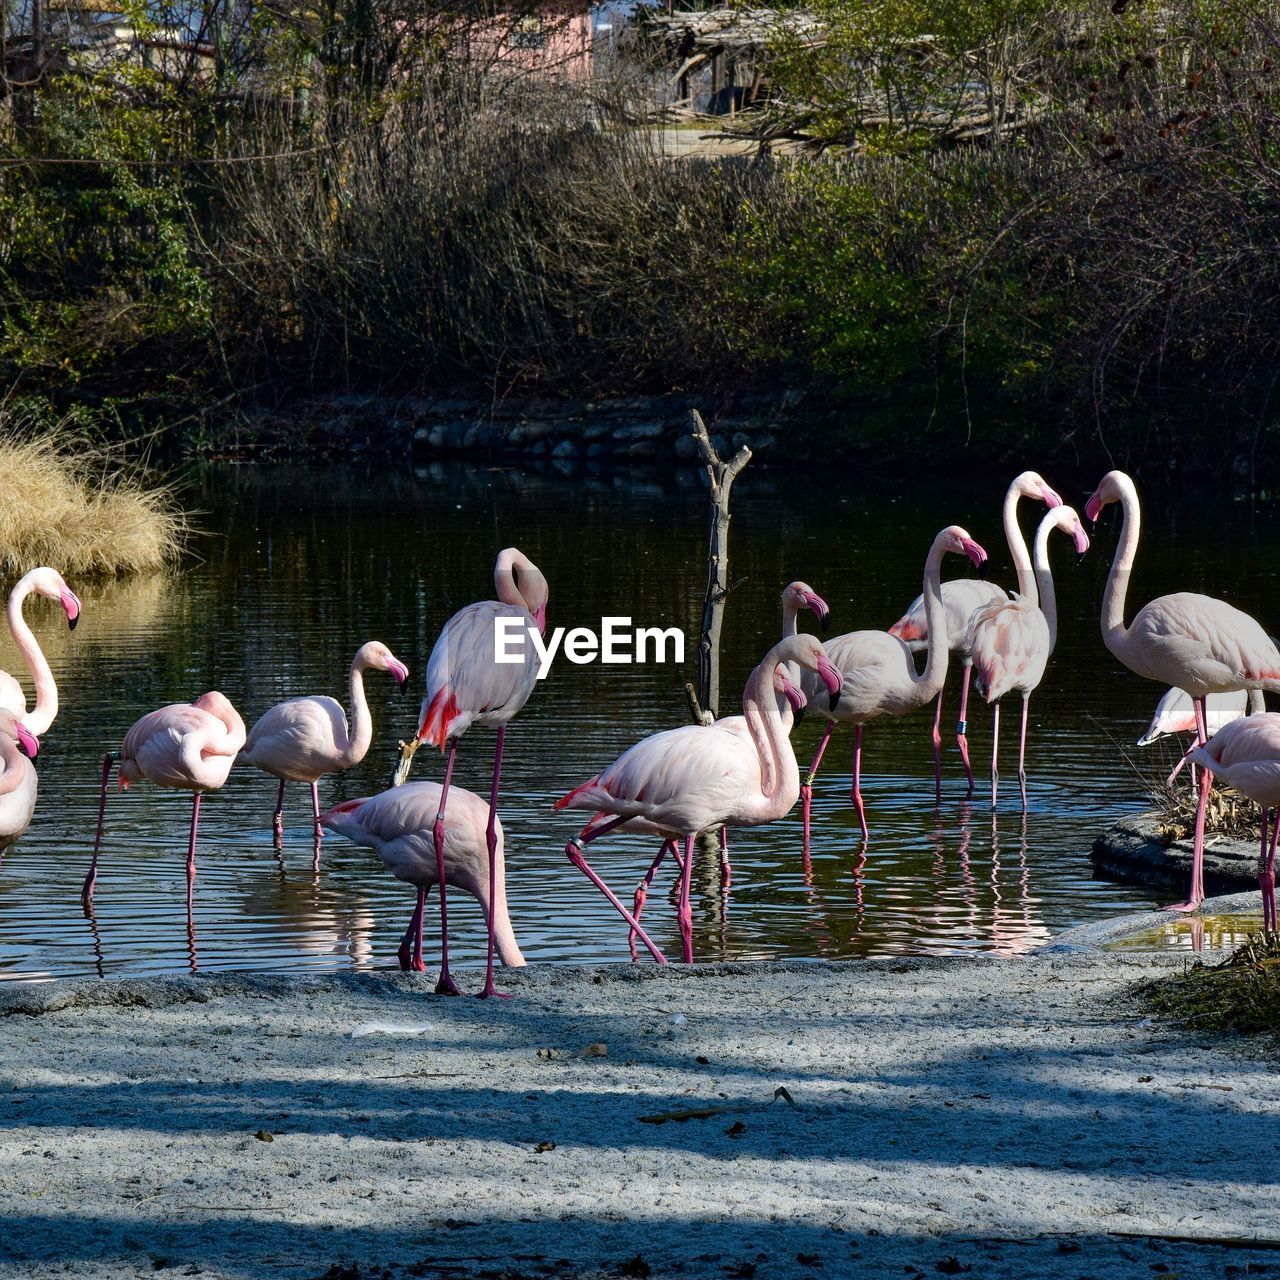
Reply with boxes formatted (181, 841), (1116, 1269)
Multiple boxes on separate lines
(0, 458), (1274, 981)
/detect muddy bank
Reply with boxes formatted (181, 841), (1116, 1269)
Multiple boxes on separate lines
(1, 953), (1276, 1279)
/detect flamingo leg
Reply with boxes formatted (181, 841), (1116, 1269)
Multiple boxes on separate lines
(432, 740), (464, 995)
(630, 839), (675, 956)
(719, 826), (732, 887)
(801, 719), (836, 853)
(186, 792), (201, 914)
(991, 702), (1001, 810)
(272, 779), (286, 844)
(931, 689), (944, 804)
(565, 815), (668, 964)
(1263, 807), (1279, 932)
(677, 833), (696, 963)
(956, 663), (976, 798)
(1168, 697), (1211, 912)
(81, 751), (117, 911)
(1017, 694), (1030, 812)
(398, 885), (429, 973)
(851, 724), (868, 844)
(476, 725), (511, 1000)
(310, 781), (322, 838)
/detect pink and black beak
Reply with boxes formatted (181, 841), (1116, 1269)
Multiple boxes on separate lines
(389, 658), (410, 691)
(779, 669), (808, 718)
(534, 603), (547, 636)
(61, 587), (81, 632)
(1040, 482), (1064, 510)
(1073, 520), (1091, 562)
(16, 724), (38, 760)
(1084, 490), (1104, 525)
(803, 589), (831, 634)
(816, 655), (843, 711)
(962, 537), (989, 577)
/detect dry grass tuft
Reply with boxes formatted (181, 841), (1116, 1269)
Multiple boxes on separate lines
(0, 424), (187, 576)
(1140, 932), (1280, 1040)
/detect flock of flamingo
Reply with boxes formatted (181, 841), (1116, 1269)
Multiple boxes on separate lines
(0, 467), (1278, 991)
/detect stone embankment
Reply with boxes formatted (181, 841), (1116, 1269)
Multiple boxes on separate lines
(239, 390), (804, 464)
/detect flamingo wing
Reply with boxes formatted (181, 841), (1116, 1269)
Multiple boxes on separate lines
(801, 629), (920, 720)
(420, 601), (539, 745)
(967, 595), (1050, 702)
(243, 697), (349, 780)
(889, 580), (1005, 652)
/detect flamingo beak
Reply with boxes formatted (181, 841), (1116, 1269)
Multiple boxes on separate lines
(1040, 483), (1064, 510)
(1073, 521), (1091, 560)
(804, 591), (831, 634)
(780, 673), (808, 714)
(16, 725), (38, 759)
(390, 659), (410, 688)
(1084, 491), (1104, 524)
(534, 603), (547, 636)
(61, 588), (81, 631)
(962, 538), (988, 574)
(817, 656), (842, 710)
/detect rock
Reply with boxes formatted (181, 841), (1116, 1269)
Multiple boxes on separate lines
(711, 434), (730, 457)
(586, 443), (610, 459)
(1090, 812), (1259, 892)
(551, 440), (581, 461)
(412, 427), (432, 449)
(613, 421), (666, 444)
(673, 433), (701, 460)
(754, 433), (778, 452)
(628, 440), (658, 459)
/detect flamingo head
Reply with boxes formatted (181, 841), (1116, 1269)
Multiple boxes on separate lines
(940, 526), (988, 572)
(1070, 514), (1091, 559)
(318, 796), (369, 840)
(773, 635), (842, 710)
(774, 665), (808, 715)
(1084, 470), (1129, 524)
(782, 581), (831, 633)
(360, 641), (410, 689)
(497, 548), (549, 635)
(1015, 471), (1063, 511)
(0, 711), (38, 759)
(25, 568), (81, 630)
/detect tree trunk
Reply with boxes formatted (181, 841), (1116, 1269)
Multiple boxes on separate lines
(688, 409), (750, 723)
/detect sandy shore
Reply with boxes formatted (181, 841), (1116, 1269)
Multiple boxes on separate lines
(1, 935), (1277, 1280)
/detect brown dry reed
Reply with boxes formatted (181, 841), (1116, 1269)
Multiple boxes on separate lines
(0, 422), (187, 576)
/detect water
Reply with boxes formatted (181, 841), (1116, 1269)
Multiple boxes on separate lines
(1, 459), (1275, 981)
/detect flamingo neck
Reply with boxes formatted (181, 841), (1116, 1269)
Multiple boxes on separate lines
(1033, 521), (1059, 652)
(1002, 484), (1037, 601)
(917, 536), (953, 697)
(341, 656), (373, 769)
(741, 656), (796, 812)
(0, 737), (26, 797)
(1101, 476), (1141, 655)
(6, 574), (56, 736)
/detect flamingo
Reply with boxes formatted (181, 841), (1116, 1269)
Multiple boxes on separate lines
(556, 634), (843, 963)
(889, 473), (1061, 798)
(241, 641), (410, 846)
(1138, 687), (1258, 746)
(81, 692), (247, 912)
(1086, 469), (1280, 909)
(320, 781), (526, 980)
(966, 504), (1090, 809)
(392, 547), (547, 998)
(0, 567), (82, 736)
(800, 526), (988, 847)
(1180, 713), (1280, 930)
(0, 710), (39, 852)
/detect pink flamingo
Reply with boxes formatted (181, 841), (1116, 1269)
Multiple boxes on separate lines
(1086, 469), (1280, 910)
(556, 634), (842, 963)
(0, 567), (82, 735)
(1139, 687), (1262, 794)
(0, 711), (39, 853)
(966, 504), (1090, 809)
(241, 641), (410, 845)
(321, 781), (526, 979)
(1180, 713), (1280, 929)
(81, 692), (247, 912)
(800, 526), (988, 847)
(392, 547), (547, 998)
(889, 473), (1061, 798)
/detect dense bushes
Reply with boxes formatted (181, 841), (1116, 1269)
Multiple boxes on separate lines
(3, 0), (1280, 475)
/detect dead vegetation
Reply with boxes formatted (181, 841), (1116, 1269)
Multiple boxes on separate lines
(1140, 932), (1280, 1040)
(0, 418), (187, 576)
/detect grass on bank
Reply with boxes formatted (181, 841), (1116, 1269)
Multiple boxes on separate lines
(0, 425), (187, 576)
(1140, 933), (1280, 1041)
